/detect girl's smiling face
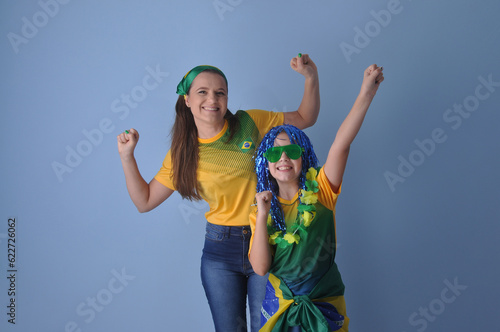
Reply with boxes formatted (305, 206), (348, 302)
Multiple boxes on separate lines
(268, 131), (303, 189)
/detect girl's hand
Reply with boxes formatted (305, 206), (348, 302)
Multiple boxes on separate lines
(360, 64), (384, 98)
(290, 53), (318, 79)
(117, 128), (139, 159)
(255, 191), (272, 219)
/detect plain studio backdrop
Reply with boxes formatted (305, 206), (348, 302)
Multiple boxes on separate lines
(1, 1), (499, 331)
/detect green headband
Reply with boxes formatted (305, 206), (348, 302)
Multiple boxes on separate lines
(176, 65), (228, 96)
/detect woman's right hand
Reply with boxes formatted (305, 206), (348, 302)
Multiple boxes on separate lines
(117, 128), (139, 159)
(255, 191), (272, 219)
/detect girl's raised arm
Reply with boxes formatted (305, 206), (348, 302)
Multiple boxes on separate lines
(324, 64), (384, 193)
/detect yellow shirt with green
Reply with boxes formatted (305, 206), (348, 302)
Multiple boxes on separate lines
(155, 109), (284, 226)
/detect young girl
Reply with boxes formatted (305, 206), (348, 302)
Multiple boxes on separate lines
(249, 64), (384, 331)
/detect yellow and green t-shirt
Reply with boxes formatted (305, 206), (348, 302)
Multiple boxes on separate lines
(155, 109), (283, 226)
(249, 167), (348, 331)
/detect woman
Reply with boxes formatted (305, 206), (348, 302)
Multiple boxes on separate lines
(249, 64), (384, 331)
(117, 54), (320, 331)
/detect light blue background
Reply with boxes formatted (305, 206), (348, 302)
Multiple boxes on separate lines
(1, 0), (499, 331)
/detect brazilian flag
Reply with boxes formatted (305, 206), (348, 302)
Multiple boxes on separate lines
(239, 137), (254, 152)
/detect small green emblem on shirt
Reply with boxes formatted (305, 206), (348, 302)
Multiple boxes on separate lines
(239, 138), (254, 152)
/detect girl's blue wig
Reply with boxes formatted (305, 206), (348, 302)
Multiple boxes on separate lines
(254, 124), (319, 232)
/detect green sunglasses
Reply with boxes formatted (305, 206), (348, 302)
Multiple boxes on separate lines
(264, 144), (304, 163)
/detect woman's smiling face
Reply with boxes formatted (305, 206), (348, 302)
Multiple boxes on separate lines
(185, 71), (228, 130)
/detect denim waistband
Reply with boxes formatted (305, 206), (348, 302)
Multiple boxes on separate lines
(206, 221), (251, 236)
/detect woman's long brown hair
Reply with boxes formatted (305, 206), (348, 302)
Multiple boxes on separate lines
(170, 70), (238, 200)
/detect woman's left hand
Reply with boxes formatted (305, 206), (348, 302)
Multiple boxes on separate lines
(290, 53), (318, 79)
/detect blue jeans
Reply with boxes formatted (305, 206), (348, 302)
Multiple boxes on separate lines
(201, 222), (268, 332)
